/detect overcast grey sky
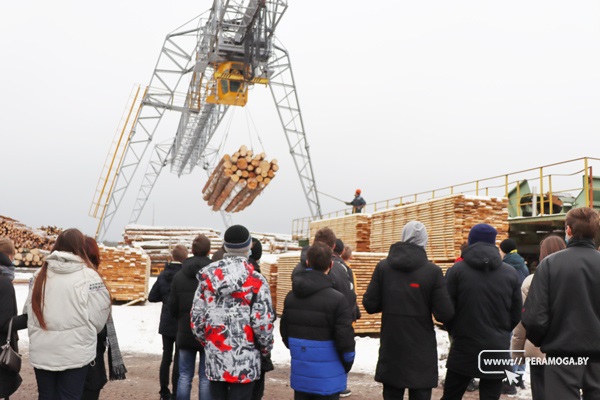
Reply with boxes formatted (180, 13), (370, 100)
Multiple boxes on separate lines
(2, 1), (600, 241)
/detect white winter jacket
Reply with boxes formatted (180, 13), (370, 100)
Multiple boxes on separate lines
(24, 251), (111, 371)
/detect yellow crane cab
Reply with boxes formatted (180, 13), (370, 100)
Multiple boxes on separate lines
(206, 62), (249, 106)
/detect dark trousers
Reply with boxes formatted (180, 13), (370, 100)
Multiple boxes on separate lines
(441, 370), (502, 400)
(530, 365), (545, 400)
(251, 371), (266, 400)
(383, 384), (431, 400)
(209, 381), (255, 400)
(160, 335), (179, 397)
(35, 365), (90, 400)
(294, 391), (340, 400)
(81, 388), (100, 400)
(545, 361), (600, 400)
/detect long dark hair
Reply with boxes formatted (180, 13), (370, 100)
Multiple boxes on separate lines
(32, 228), (93, 329)
(84, 236), (101, 269)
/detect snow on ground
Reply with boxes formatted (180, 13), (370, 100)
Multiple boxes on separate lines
(12, 277), (380, 374)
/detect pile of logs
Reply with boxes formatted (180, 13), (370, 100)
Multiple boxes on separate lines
(98, 244), (150, 303)
(0, 215), (61, 252)
(13, 248), (48, 268)
(202, 146), (278, 212)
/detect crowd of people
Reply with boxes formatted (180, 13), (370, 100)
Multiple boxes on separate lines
(1, 207), (600, 399)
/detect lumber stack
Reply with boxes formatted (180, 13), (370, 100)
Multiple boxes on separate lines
(202, 146), (279, 212)
(348, 252), (388, 334)
(258, 260), (278, 314)
(274, 252), (301, 316)
(0, 215), (61, 252)
(309, 214), (371, 252)
(370, 195), (509, 266)
(122, 225), (223, 270)
(98, 245), (150, 302)
(122, 225), (300, 275)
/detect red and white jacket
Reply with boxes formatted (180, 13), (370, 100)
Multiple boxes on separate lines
(191, 254), (275, 383)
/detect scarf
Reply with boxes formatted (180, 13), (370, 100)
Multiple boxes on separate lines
(106, 315), (127, 380)
(0, 264), (15, 282)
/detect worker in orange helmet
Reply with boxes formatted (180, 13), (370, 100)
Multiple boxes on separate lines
(346, 189), (366, 214)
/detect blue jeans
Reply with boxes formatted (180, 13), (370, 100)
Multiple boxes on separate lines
(176, 348), (211, 400)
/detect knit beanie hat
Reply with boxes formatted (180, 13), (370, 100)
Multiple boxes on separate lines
(402, 221), (428, 248)
(468, 224), (497, 245)
(500, 238), (517, 254)
(224, 225), (252, 255)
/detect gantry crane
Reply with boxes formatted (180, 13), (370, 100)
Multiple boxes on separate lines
(89, 0), (322, 240)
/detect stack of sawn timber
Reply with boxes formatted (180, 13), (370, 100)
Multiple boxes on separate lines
(122, 225), (301, 275)
(0, 215), (62, 268)
(97, 244), (150, 302)
(259, 260), (278, 315)
(370, 194), (509, 272)
(202, 145), (279, 212)
(122, 225), (223, 272)
(309, 214), (371, 252)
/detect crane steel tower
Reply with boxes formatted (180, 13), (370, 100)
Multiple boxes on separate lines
(89, 0), (322, 240)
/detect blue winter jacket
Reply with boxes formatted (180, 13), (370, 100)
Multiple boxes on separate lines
(281, 269), (355, 395)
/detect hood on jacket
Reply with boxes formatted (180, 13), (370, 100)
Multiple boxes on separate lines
(163, 262), (182, 283)
(182, 256), (211, 279)
(401, 221), (428, 248)
(386, 241), (429, 272)
(462, 242), (503, 271)
(46, 251), (86, 274)
(201, 255), (254, 296)
(292, 269), (334, 298)
(503, 252), (525, 270)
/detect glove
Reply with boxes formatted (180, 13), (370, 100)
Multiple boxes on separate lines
(345, 202), (351, 205)
(343, 360), (354, 373)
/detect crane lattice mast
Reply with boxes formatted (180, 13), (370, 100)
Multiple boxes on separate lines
(90, 0), (322, 240)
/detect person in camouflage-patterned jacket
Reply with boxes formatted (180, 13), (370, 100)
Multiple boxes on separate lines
(191, 225), (275, 399)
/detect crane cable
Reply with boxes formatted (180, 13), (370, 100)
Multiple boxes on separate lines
(245, 107), (266, 154)
(215, 107), (236, 159)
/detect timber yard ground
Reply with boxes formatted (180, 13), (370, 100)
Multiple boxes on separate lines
(12, 352), (523, 400)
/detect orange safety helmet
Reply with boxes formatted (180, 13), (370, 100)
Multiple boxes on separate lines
(355, 189), (361, 194)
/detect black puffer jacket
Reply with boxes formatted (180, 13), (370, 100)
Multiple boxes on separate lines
(523, 238), (600, 357)
(168, 256), (212, 350)
(363, 242), (454, 388)
(149, 262), (182, 337)
(445, 242), (522, 378)
(292, 246), (357, 320)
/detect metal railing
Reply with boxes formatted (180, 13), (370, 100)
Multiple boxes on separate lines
(292, 157), (600, 240)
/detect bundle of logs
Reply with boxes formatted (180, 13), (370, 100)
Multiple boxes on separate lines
(202, 145), (278, 212)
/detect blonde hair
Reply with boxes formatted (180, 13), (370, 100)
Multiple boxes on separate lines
(0, 237), (16, 257)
